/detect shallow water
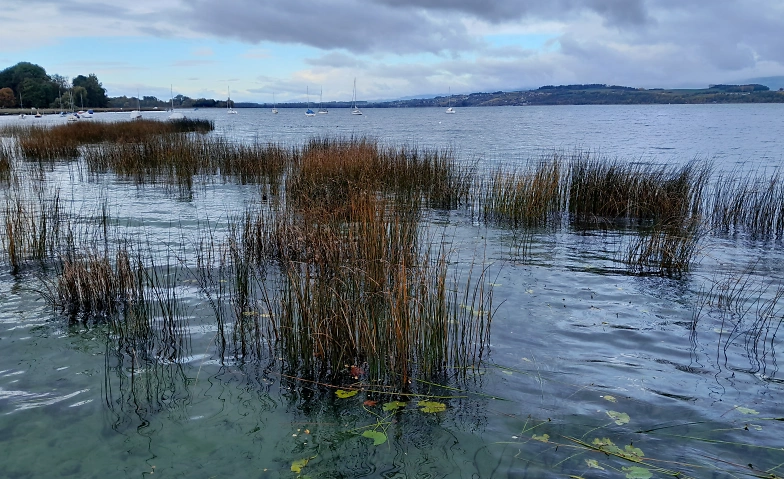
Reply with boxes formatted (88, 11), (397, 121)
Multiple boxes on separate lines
(1, 106), (783, 478)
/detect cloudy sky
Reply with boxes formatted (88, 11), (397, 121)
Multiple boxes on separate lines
(2, 0), (783, 102)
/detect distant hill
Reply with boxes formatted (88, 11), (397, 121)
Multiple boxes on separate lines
(740, 76), (784, 91)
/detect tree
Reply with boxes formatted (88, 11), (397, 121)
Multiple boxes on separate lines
(72, 74), (108, 107)
(0, 87), (16, 108)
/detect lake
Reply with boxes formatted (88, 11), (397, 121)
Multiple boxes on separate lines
(1, 105), (783, 478)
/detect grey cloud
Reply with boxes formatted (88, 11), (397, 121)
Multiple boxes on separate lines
(370, 0), (650, 26)
(182, 0), (477, 54)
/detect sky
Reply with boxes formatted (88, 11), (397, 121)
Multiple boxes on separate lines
(2, 0), (783, 103)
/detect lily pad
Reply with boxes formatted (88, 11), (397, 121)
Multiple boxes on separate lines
(291, 458), (309, 473)
(622, 466), (652, 479)
(607, 410), (630, 425)
(418, 401), (447, 413)
(335, 389), (358, 399)
(624, 445), (644, 460)
(382, 401), (407, 412)
(592, 437), (623, 455)
(361, 430), (387, 446)
(601, 395), (617, 403)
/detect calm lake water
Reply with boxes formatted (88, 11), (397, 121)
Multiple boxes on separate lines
(1, 105), (783, 478)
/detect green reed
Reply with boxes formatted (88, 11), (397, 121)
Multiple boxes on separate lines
(707, 170), (784, 239)
(2, 183), (64, 273)
(568, 157), (710, 224)
(480, 156), (565, 227)
(83, 135), (287, 191)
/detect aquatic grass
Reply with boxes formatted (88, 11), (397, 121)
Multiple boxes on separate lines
(568, 157), (710, 225)
(624, 216), (704, 276)
(707, 169), (784, 239)
(480, 157), (565, 227)
(691, 266), (784, 376)
(83, 135), (288, 190)
(0, 139), (19, 180)
(2, 183), (64, 273)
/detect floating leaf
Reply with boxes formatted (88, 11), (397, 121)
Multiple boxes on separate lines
(602, 395), (617, 403)
(418, 401), (447, 413)
(592, 438), (623, 455)
(382, 401), (407, 412)
(489, 282), (502, 287)
(335, 389), (358, 399)
(361, 430), (387, 446)
(363, 400), (378, 407)
(532, 434), (549, 443)
(607, 410), (630, 425)
(624, 445), (644, 461)
(242, 310), (257, 316)
(586, 459), (605, 470)
(735, 406), (759, 415)
(622, 466), (652, 479)
(502, 370), (513, 376)
(291, 458), (309, 473)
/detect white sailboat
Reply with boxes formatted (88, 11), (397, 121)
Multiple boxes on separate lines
(351, 78), (362, 115)
(227, 86), (238, 114)
(305, 86), (316, 116)
(130, 90), (142, 120)
(18, 92), (25, 119)
(168, 85), (185, 120)
(318, 87), (328, 114)
(445, 87), (455, 114)
(272, 92), (278, 114)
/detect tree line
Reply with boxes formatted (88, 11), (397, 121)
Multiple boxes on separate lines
(0, 62), (109, 109)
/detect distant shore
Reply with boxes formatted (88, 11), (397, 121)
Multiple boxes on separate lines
(4, 86), (784, 117)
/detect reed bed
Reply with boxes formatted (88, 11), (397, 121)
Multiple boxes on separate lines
(11, 119), (214, 162)
(83, 135), (287, 189)
(568, 157), (710, 224)
(289, 137), (473, 211)
(189, 191), (493, 388)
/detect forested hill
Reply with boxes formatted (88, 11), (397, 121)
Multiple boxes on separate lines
(378, 84), (784, 108)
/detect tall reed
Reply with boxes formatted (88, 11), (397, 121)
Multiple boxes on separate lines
(480, 157), (564, 227)
(2, 183), (64, 273)
(707, 170), (784, 239)
(568, 157), (709, 224)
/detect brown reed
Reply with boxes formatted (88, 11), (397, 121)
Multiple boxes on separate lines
(12, 119), (214, 162)
(288, 137), (473, 212)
